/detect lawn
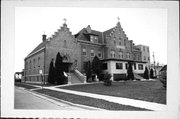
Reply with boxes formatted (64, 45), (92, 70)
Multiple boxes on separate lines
(58, 80), (166, 104)
(15, 82), (60, 88)
(35, 89), (150, 111)
(15, 82), (38, 89)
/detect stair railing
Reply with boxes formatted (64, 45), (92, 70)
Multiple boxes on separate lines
(74, 70), (87, 83)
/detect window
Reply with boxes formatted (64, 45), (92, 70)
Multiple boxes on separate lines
(26, 62), (28, 70)
(103, 63), (108, 70)
(147, 47), (149, 52)
(90, 49), (94, 57)
(143, 46), (145, 51)
(94, 36), (98, 43)
(38, 57), (40, 67)
(138, 64), (144, 70)
(144, 56), (146, 60)
(119, 41), (121, 45)
(90, 35), (94, 42)
(82, 48), (86, 56)
(118, 52), (123, 59)
(90, 35), (99, 43)
(116, 63), (123, 69)
(30, 61), (31, 69)
(125, 63), (128, 69)
(98, 51), (102, 58)
(126, 53), (130, 59)
(148, 57), (150, 61)
(63, 40), (67, 48)
(134, 63), (136, 70)
(33, 59), (35, 68)
(124, 40), (126, 46)
(110, 50), (115, 58)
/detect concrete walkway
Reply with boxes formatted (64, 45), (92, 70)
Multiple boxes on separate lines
(21, 83), (166, 111)
(15, 87), (102, 110)
(44, 86), (167, 111)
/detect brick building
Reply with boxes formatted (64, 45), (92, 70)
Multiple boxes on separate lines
(24, 20), (150, 83)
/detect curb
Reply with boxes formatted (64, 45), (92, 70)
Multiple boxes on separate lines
(15, 86), (106, 111)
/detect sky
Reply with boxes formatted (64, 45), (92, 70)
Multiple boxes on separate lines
(15, 7), (167, 72)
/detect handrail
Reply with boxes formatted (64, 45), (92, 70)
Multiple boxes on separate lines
(74, 70), (86, 83)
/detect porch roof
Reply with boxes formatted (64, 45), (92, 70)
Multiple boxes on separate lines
(101, 58), (147, 63)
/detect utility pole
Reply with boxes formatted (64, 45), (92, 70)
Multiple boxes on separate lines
(152, 52), (156, 77)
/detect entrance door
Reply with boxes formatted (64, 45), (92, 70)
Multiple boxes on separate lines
(63, 63), (72, 72)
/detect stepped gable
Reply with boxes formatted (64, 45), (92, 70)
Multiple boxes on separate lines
(103, 21), (128, 39)
(50, 23), (73, 40)
(26, 22), (73, 59)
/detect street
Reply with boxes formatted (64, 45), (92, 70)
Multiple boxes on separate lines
(14, 87), (97, 110)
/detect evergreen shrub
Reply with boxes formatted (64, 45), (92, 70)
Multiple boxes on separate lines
(103, 72), (112, 86)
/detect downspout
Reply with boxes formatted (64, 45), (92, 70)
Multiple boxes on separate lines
(24, 59), (26, 82)
(24, 58), (26, 83)
(44, 44), (46, 84)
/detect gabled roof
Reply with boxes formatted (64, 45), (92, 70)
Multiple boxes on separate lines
(75, 27), (103, 43)
(160, 65), (167, 72)
(25, 41), (47, 59)
(103, 27), (114, 36)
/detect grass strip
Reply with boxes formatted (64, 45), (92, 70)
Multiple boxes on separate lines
(59, 81), (166, 104)
(15, 83), (38, 89)
(35, 88), (150, 111)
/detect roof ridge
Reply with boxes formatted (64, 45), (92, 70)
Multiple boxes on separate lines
(25, 41), (46, 59)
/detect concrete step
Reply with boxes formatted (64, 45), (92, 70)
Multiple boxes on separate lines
(70, 73), (83, 84)
(134, 73), (144, 80)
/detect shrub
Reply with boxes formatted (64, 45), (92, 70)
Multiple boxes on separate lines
(48, 59), (55, 84)
(103, 73), (112, 86)
(159, 65), (167, 88)
(92, 56), (103, 80)
(84, 61), (92, 82)
(159, 78), (166, 88)
(127, 62), (134, 80)
(54, 52), (66, 85)
(143, 67), (149, 80)
(98, 73), (105, 81)
(150, 69), (154, 79)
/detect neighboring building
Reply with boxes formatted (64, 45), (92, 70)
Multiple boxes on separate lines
(24, 19), (150, 83)
(136, 45), (150, 68)
(150, 63), (164, 78)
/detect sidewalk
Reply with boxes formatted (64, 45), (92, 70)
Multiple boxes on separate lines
(15, 86), (103, 110)
(44, 86), (167, 111)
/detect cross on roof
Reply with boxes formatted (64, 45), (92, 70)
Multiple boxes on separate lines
(117, 17), (120, 22)
(63, 18), (67, 24)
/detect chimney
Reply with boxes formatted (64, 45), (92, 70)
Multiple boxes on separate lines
(42, 34), (46, 42)
(86, 25), (91, 33)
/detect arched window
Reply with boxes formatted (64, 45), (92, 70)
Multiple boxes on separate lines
(118, 52), (123, 59)
(38, 57), (40, 67)
(29, 61), (31, 69)
(110, 50), (115, 58)
(33, 59), (35, 68)
(63, 40), (67, 48)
